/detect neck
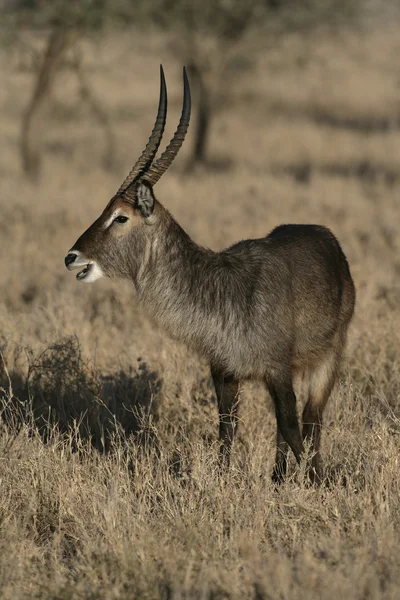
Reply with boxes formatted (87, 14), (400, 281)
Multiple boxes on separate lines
(134, 201), (219, 352)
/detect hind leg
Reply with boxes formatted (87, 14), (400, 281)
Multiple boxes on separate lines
(266, 371), (304, 482)
(302, 350), (340, 484)
(272, 428), (289, 484)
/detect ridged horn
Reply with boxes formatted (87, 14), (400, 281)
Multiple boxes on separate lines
(143, 66), (191, 186)
(117, 65), (167, 196)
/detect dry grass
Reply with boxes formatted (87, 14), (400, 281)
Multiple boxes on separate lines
(1, 23), (400, 599)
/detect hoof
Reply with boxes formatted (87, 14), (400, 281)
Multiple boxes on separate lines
(271, 465), (286, 485)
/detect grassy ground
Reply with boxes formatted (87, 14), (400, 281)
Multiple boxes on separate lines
(1, 23), (400, 599)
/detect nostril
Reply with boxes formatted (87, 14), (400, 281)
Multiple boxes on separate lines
(65, 253), (77, 267)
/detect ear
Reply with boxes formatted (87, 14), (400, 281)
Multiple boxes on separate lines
(134, 180), (155, 218)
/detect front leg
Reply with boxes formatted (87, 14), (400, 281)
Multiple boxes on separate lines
(211, 367), (240, 466)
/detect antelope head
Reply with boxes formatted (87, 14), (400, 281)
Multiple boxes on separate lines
(65, 66), (191, 283)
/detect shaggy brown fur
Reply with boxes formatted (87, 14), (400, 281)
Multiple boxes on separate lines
(66, 181), (355, 483)
(65, 69), (355, 483)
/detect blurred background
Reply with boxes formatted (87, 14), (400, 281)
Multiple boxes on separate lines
(0, 0), (399, 446)
(1, 3), (400, 597)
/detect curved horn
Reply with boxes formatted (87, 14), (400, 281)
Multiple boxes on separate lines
(143, 66), (191, 186)
(117, 65), (167, 195)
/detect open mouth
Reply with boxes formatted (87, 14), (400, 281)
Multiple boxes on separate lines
(76, 263), (93, 281)
(66, 255), (103, 283)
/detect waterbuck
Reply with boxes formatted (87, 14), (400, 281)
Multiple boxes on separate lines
(65, 66), (355, 483)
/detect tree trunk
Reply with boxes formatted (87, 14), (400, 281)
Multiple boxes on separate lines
(188, 63), (212, 168)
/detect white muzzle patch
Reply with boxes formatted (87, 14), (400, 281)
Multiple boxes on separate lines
(65, 250), (105, 283)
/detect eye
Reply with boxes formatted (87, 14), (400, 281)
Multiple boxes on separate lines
(114, 215), (129, 224)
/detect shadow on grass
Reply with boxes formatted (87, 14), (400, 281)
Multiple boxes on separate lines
(308, 108), (400, 134)
(0, 335), (161, 453)
(274, 159), (400, 187)
(263, 95), (400, 134)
